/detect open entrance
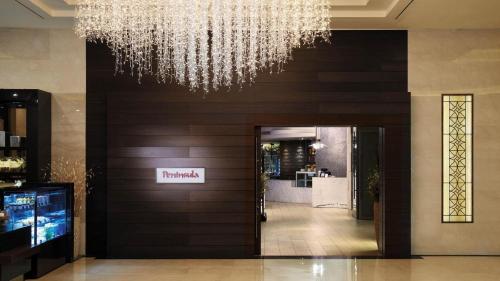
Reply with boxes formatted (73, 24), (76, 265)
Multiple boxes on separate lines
(257, 126), (383, 257)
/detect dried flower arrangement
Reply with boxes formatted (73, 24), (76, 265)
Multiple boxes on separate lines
(42, 157), (97, 217)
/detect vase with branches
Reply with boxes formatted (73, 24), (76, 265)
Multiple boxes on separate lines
(42, 156), (97, 258)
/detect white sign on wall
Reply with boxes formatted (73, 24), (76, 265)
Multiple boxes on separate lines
(156, 168), (205, 183)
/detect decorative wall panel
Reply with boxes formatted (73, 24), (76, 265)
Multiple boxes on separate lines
(442, 94), (473, 223)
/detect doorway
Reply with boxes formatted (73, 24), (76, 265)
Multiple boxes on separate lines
(256, 126), (383, 257)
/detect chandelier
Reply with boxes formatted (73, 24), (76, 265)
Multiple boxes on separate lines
(75, 1), (331, 92)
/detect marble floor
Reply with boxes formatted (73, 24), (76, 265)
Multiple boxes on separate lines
(34, 256), (500, 281)
(261, 202), (378, 256)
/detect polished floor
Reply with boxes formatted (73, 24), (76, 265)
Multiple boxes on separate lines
(35, 257), (500, 281)
(261, 202), (378, 256)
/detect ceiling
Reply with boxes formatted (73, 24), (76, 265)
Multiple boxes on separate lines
(1, 0), (500, 29)
(261, 127), (317, 141)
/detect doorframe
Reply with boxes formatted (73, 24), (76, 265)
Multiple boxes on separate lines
(254, 126), (262, 256)
(254, 124), (409, 258)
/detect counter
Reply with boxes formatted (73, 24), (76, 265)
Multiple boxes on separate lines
(266, 180), (312, 204)
(312, 177), (349, 208)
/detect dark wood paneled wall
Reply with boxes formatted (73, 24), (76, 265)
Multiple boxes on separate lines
(86, 30), (411, 258)
(279, 141), (308, 180)
(86, 56), (108, 257)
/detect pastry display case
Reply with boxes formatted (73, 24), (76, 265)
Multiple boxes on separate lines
(0, 183), (73, 278)
(3, 189), (69, 246)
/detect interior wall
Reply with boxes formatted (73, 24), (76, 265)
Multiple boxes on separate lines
(410, 30), (500, 254)
(316, 127), (348, 177)
(0, 28), (86, 256)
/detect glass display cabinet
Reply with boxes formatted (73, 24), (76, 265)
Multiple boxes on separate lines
(0, 89), (51, 184)
(2, 191), (36, 245)
(3, 189), (69, 246)
(0, 183), (73, 278)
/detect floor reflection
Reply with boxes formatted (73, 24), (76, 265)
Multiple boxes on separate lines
(262, 202), (378, 256)
(35, 256), (500, 281)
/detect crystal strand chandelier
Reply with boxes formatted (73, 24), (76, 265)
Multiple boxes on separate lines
(75, 1), (331, 92)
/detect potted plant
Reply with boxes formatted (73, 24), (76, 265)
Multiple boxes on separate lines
(367, 165), (380, 250)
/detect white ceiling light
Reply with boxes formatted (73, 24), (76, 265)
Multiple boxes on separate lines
(74, 1), (331, 92)
(310, 127), (327, 150)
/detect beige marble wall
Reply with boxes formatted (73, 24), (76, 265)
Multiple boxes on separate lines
(410, 30), (500, 254)
(0, 28), (86, 256)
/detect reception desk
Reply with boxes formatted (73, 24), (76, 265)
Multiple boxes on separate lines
(265, 180), (312, 204)
(265, 177), (350, 208)
(312, 177), (349, 208)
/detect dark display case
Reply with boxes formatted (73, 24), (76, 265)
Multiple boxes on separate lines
(0, 183), (73, 278)
(0, 89), (51, 184)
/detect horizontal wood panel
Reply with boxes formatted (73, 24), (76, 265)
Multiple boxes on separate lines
(104, 90), (409, 103)
(107, 245), (255, 258)
(108, 113), (254, 125)
(189, 147), (253, 158)
(108, 125), (190, 136)
(108, 201), (254, 213)
(107, 212), (254, 224)
(107, 168), (254, 180)
(107, 179), (254, 191)
(108, 233), (254, 247)
(108, 136), (254, 147)
(189, 191), (255, 202)
(108, 157), (254, 169)
(108, 125), (253, 136)
(109, 136), (253, 147)
(108, 147), (189, 158)
(111, 223), (251, 235)
(107, 101), (409, 116)
(108, 190), (254, 202)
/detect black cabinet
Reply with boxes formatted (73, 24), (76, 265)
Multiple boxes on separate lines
(0, 226), (36, 281)
(0, 89), (51, 184)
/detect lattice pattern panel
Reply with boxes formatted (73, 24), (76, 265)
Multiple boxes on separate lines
(442, 95), (473, 223)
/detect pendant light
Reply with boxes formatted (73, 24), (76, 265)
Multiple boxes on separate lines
(310, 127), (327, 150)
